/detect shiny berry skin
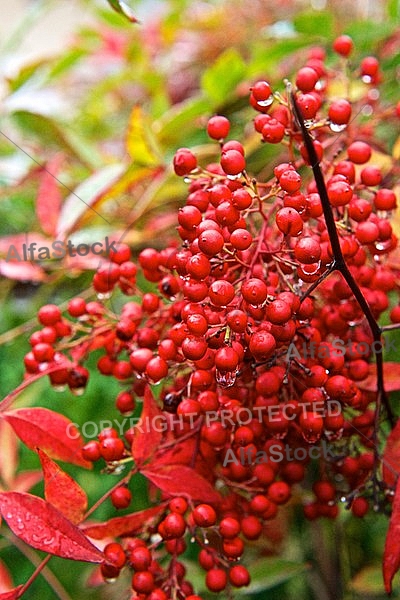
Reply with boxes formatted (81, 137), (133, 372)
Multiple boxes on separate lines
(192, 504), (217, 527)
(374, 188), (397, 211)
(251, 80), (272, 102)
(198, 229), (225, 256)
(104, 542), (126, 568)
(173, 148), (197, 176)
(275, 207), (303, 236)
(205, 569), (228, 592)
(229, 565), (251, 587)
(333, 35), (353, 57)
(130, 546), (152, 571)
(328, 99), (352, 125)
(207, 115), (230, 140)
(132, 571), (155, 594)
(67, 297), (86, 317)
(241, 278), (268, 305)
(145, 356), (169, 383)
(82, 441), (101, 462)
(38, 304), (62, 326)
(295, 67), (319, 92)
(297, 93), (319, 119)
(360, 56), (379, 77)
(209, 279), (235, 306)
(294, 237), (321, 264)
(219, 517), (241, 539)
(109, 243), (131, 264)
(101, 438), (125, 462)
(279, 169), (302, 193)
(262, 117), (285, 143)
(220, 149), (246, 175)
(327, 180), (353, 207)
(230, 228), (253, 250)
(163, 512), (187, 538)
(266, 299), (292, 325)
(249, 331), (276, 360)
(267, 481), (291, 505)
(347, 141), (372, 164)
(111, 486), (132, 509)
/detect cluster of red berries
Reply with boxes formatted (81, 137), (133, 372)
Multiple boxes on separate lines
(21, 35), (400, 598)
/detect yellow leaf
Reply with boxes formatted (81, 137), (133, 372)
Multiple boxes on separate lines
(393, 135), (400, 161)
(126, 106), (160, 166)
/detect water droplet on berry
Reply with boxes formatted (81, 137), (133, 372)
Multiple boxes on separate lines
(216, 369), (237, 388)
(304, 119), (314, 129)
(340, 496), (347, 503)
(104, 576), (118, 584)
(323, 428), (343, 441)
(183, 177), (192, 184)
(52, 384), (67, 393)
(256, 96), (274, 107)
(329, 122), (347, 132)
(97, 292), (112, 300)
(301, 431), (321, 444)
(71, 387), (86, 396)
(362, 75), (372, 84)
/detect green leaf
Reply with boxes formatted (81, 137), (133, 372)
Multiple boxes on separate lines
(201, 48), (246, 105)
(155, 96), (211, 146)
(388, 0), (400, 20)
(293, 11), (334, 37)
(349, 565), (386, 595)
(56, 163), (126, 238)
(239, 558), (310, 595)
(106, 0), (138, 23)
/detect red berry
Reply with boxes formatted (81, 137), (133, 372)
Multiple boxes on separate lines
(132, 571), (155, 594)
(295, 67), (319, 92)
(333, 35), (353, 57)
(328, 99), (352, 125)
(101, 438), (125, 462)
(229, 565), (250, 587)
(220, 149), (246, 175)
(351, 497), (369, 517)
(192, 504), (217, 527)
(207, 115), (230, 140)
(275, 207), (303, 236)
(267, 481), (291, 505)
(294, 237), (321, 264)
(347, 141), (372, 164)
(206, 569), (227, 592)
(173, 148), (197, 176)
(38, 304), (62, 326)
(111, 486), (132, 509)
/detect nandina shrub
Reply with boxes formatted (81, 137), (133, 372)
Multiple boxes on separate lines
(1, 29), (400, 600)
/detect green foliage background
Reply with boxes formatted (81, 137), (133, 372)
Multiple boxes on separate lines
(0, 1), (399, 598)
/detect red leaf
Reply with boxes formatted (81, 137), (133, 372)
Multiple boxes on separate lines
(141, 465), (220, 504)
(132, 387), (163, 467)
(383, 476), (400, 593)
(82, 506), (163, 540)
(0, 492), (103, 563)
(0, 261), (45, 283)
(36, 155), (63, 237)
(382, 418), (400, 487)
(0, 233), (49, 256)
(2, 408), (91, 469)
(359, 362), (400, 393)
(0, 587), (23, 600)
(38, 449), (88, 524)
(0, 559), (13, 593)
